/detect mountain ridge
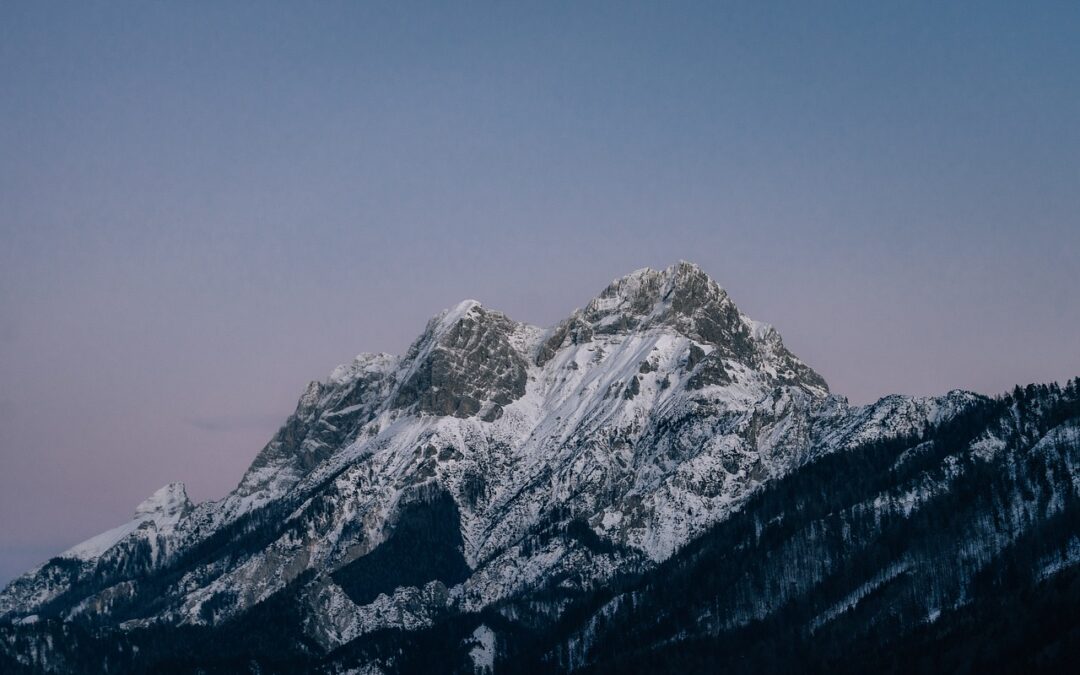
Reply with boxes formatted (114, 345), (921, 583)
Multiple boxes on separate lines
(2, 262), (1077, 674)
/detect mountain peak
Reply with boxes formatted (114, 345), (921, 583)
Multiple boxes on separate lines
(582, 261), (727, 332)
(392, 300), (529, 420)
(440, 298), (484, 324)
(55, 483), (193, 562)
(542, 261), (828, 395)
(134, 482), (192, 521)
(406, 300), (491, 356)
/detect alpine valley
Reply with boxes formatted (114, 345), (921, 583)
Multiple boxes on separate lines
(2, 262), (1078, 674)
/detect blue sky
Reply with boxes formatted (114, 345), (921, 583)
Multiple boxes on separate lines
(1, 1), (1078, 583)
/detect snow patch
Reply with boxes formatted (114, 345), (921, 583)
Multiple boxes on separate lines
(468, 624), (496, 673)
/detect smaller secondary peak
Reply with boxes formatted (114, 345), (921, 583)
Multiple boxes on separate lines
(59, 483), (193, 562)
(416, 299), (530, 350)
(393, 299), (529, 420)
(416, 300), (487, 344)
(134, 482), (192, 521)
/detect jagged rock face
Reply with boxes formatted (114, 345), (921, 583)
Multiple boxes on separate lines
(1, 262), (1075, 674)
(238, 352), (400, 499)
(392, 302), (529, 421)
(569, 262), (827, 396)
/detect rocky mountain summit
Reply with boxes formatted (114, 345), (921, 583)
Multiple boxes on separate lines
(2, 262), (1078, 674)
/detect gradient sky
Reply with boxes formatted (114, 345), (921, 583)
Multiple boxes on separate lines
(2, 1), (1079, 584)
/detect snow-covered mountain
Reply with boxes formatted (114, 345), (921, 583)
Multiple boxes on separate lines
(2, 262), (1078, 674)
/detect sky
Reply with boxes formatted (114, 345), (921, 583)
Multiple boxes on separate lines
(1, 1), (1078, 584)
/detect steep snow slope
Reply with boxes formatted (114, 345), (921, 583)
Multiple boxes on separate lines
(536, 386), (1080, 674)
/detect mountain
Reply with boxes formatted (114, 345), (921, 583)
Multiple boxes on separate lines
(1, 261), (1078, 674)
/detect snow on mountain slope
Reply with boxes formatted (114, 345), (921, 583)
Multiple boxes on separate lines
(0, 483), (193, 620)
(0, 262), (988, 651)
(62, 483), (192, 561)
(538, 384), (1080, 674)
